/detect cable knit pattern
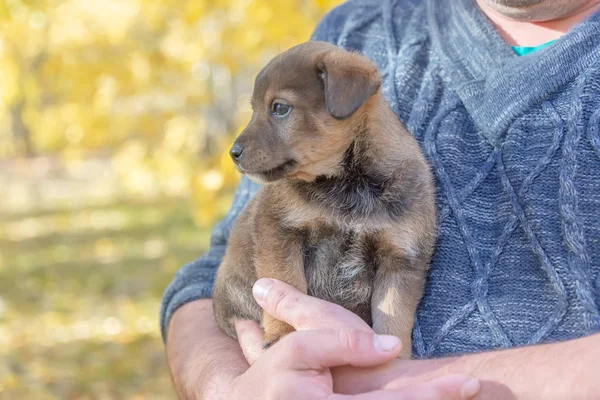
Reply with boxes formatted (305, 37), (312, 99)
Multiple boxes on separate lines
(160, 0), (600, 357)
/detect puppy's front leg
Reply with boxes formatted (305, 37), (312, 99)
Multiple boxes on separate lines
(371, 254), (428, 359)
(255, 223), (307, 348)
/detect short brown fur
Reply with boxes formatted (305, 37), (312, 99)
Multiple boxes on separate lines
(212, 41), (436, 359)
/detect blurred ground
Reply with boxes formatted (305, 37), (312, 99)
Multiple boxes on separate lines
(0, 157), (220, 399)
(0, 0), (341, 398)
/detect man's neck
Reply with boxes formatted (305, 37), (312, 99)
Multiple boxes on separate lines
(476, 0), (600, 46)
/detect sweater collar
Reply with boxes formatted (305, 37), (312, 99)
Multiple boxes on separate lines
(425, 0), (600, 144)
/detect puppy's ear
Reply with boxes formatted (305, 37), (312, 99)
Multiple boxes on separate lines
(317, 50), (381, 120)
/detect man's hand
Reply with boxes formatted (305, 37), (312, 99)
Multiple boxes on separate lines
(246, 278), (600, 399)
(230, 278), (480, 399)
(165, 280), (480, 399)
(241, 277), (374, 364)
(247, 279), (600, 400)
(334, 331), (600, 399)
(232, 318), (478, 399)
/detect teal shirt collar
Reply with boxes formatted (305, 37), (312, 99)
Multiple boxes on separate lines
(512, 40), (557, 56)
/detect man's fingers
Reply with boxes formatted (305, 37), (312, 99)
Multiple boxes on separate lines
(252, 278), (333, 329)
(272, 328), (401, 370)
(381, 375), (481, 400)
(329, 390), (415, 400)
(329, 375), (480, 400)
(233, 319), (264, 365)
(330, 389), (441, 400)
(424, 375), (481, 399)
(252, 278), (370, 332)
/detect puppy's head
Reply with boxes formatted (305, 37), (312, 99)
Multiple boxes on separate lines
(230, 41), (381, 183)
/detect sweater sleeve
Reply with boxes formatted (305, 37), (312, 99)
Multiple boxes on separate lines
(159, 2), (360, 341)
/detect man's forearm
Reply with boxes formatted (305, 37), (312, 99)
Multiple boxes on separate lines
(166, 299), (248, 400)
(335, 333), (600, 399)
(422, 333), (600, 399)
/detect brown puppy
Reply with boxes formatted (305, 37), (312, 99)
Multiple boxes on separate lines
(212, 41), (436, 359)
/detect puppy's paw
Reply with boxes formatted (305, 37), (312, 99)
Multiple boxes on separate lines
(262, 335), (281, 349)
(262, 322), (295, 349)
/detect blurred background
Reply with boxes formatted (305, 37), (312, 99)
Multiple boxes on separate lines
(0, 0), (341, 398)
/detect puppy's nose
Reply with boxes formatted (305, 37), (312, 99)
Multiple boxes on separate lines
(229, 143), (244, 162)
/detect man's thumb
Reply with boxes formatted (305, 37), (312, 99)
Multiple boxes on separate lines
(277, 329), (402, 370)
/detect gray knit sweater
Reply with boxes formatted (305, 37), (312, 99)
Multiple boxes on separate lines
(161, 0), (600, 358)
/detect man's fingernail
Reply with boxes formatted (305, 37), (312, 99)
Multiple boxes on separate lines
(460, 378), (481, 399)
(252, 278), (274, 302)
(373, 334), (401, 352)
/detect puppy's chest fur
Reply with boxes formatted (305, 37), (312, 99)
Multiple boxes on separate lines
(265, 145), (410, 325)
(300, 225), (378, 324)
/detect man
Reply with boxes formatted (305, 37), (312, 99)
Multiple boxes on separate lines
(161, 0), (600, 398)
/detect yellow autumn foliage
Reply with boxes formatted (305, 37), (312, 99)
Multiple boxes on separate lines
(0, 0), (342, 398)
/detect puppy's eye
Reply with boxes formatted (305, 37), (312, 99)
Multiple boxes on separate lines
(271, 102), (291, 118)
